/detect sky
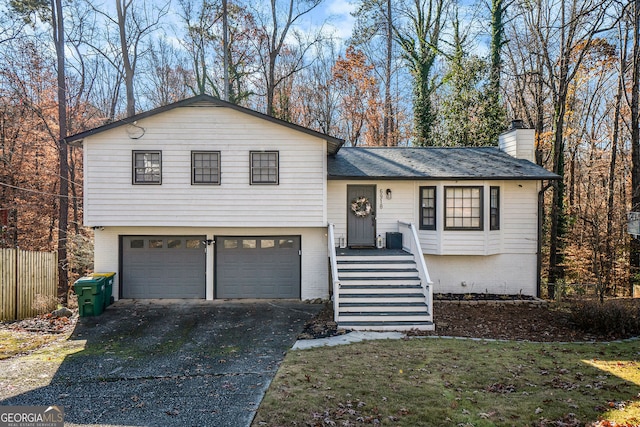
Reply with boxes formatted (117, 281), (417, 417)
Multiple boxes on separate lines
(311, 0), (357, 42)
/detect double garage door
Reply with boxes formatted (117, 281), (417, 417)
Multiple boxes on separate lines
(121, 235), (300, 299)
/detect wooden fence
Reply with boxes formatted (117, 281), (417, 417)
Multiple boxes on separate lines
(0, 248), (58, 321)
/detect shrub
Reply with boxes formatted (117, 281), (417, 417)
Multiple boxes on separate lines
(32, 294), (58, 315)
(569, 299), (640, 338)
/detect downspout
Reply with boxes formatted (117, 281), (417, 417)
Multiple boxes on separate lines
(537, 181), (554, 298)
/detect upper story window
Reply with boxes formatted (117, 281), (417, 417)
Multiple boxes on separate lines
(490, 186), (500, 230)
(133, 151), (161, 184)
(192, 151), (221, 185)
(250, 151), (279, 185)
(419, 186), (436, 230)
(444, 186), (483, 230)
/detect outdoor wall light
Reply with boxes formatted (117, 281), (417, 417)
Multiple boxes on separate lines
(386, 189), (392, 200)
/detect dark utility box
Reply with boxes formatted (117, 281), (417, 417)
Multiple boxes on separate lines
(386, 232), (402, 249)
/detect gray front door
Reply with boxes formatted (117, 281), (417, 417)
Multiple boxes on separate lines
(215, 236), (301, 299)
(122, 236), (206, 299)
(347, 185), (376, 247)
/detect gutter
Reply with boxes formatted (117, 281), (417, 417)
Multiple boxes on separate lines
(327, 175), (559, 181)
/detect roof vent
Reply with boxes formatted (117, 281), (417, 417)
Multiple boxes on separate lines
(510, 119), (525, 130)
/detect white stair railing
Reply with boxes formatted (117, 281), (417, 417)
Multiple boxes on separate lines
(327, 223), (340, 322)
(398, 221), (433, 315)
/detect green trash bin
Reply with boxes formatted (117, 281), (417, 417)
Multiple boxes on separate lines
(93, 272), (115, 309)
(73, 276), (106, 317)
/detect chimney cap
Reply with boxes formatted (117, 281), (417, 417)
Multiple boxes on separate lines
(510, 119), (525, 130)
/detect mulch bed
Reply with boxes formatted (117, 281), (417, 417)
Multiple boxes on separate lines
(300, 297), (640, 342)
(414, 301), (595, 342)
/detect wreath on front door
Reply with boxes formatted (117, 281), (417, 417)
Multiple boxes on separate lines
(351, 196), (372, 218)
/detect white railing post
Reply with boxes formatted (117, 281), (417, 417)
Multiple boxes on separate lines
(398, 221), (433, 316)
(327, 223), (340, 323)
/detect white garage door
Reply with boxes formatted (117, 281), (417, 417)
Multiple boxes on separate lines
(215, 236), (301, 299)
(122, 236), (206, 299)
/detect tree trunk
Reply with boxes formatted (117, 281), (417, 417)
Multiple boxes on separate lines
(486, 0), (506, 142)
(631, 0), (640, 294)
(222, 0), (230, 102)
(383, 0), (392, 146)
(607, 28), (625, 289)
(52, 0), (69, 305)
(267, 51), (277, 116)
(489, 0), (502, 93)
(393, 0), (444, 146)
(116, 0), (136, 117)
(547, 103), (567, 296)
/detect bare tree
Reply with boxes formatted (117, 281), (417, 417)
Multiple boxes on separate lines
(52, 0), (69, 304)
(608, 11), (629, 294)
(527, 0), (613, 296)
(8, 0), (70, 304)
(178, 0), (256, 104)
(352, 0), (398, 145)
(141, 38), (191, 108)
(249, 0), (324, 117)
(630, 0), (640, 294)
(83, 0), (169, 117)
(288, 41), (341, 135)
(116, 0), (169, 116)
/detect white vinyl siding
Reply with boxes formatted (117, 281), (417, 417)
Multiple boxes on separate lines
(84, 106), (327, 227)
(328, 180), (538, 256)
(502, 181), (538, 253)
(327, 179), (540, 295)
(327, 181), (415, 246)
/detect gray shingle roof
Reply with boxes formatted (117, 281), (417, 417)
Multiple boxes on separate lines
(328, 147), (559, 180)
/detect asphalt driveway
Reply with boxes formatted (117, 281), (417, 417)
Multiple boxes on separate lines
(1, 299), (322, 427)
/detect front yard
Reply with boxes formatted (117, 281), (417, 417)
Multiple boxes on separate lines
(253, 337), (640, 426)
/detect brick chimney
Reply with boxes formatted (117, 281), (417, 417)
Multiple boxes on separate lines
(498, 120), (535, 162)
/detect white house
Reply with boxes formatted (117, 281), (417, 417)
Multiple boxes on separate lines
(68, 95), (558, 331)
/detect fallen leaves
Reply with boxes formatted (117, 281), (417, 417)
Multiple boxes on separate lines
(486, 382), (517, 394)
(306, 399), (411, 426)
(5, 312), (74, 334)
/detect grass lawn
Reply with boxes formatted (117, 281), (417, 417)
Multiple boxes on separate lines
(253, 338), (640, 426)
